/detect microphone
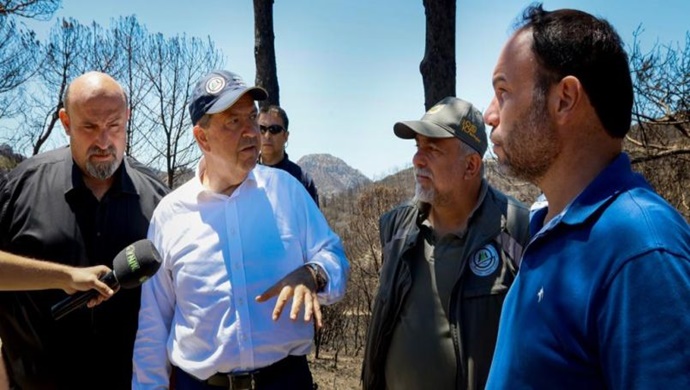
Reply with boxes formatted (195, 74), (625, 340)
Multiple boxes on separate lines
(51, 239), (162, 320)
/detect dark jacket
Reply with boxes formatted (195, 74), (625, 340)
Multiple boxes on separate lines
(362, 183), (530, 390)
(260, 153), (319, 206)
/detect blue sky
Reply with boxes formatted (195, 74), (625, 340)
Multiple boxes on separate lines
(20, 0), (690, 179)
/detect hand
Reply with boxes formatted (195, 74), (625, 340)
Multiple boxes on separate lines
(62, 265), (115, 308)
(255, 266), (323, 328)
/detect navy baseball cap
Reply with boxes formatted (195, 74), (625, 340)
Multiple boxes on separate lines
(188, 70), (268, 125)
(394, 97), (488, 156)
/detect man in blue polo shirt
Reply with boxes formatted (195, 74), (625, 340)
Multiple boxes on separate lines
(482, 4), (690, 389)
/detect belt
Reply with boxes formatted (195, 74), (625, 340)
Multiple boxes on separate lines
(203, 355), (307, 389)
(207, 372), (256, 389)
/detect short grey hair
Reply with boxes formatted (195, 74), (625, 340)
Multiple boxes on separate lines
(459, 140), (485, 177)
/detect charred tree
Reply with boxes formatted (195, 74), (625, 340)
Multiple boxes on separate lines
(420, 0), (456, 110)
(253, 0), (279, 108)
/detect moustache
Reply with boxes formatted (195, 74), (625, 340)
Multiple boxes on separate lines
(87, 146), (116, 158)
(414, 168), (432, 180)
(239, 139), (259, 150)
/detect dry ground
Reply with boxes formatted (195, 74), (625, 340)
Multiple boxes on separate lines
(310, 352), (362, 390)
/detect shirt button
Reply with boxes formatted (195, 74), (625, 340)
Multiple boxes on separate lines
(238, 298), (244, 305)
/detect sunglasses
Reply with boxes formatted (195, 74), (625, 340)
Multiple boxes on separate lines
(259, 125), (285, 135)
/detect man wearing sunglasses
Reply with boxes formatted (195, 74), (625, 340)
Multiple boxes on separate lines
(258, 105), (319, 206)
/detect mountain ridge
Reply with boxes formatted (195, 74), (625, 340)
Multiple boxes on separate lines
(297, 153), (372, 198)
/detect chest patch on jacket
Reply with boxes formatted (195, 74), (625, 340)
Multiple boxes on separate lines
(469, 244), (499, 276)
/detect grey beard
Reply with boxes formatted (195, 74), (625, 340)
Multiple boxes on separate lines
(86, 159), (119, 180)
(414, 181), (435, 204)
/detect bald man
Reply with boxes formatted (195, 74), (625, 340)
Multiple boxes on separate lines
(0, 71), (169, 389)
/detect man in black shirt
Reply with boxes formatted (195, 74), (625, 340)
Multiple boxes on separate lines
(258, 105), (319, 206)
(0, 71), (169, 389)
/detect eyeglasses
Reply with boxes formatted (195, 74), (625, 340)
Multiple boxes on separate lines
(259, 125), (285, 135)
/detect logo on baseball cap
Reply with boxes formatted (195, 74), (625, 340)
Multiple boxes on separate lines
(188, 70), (268, 125)
(393, 96), (488, 156)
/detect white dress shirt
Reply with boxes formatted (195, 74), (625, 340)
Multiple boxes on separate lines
(132, 161), (349, 388)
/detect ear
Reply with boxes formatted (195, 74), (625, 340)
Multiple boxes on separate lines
(463, 153), (482, 179)
(284, 130), (290, 142)
(58, 108), (71, 136)
(193, 125), (210, 152)
(552, 75), (582, 123)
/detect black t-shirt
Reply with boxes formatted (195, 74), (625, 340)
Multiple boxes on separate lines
(0, 147), (169, 389)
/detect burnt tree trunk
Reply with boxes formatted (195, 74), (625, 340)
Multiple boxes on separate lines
(253, 0), (279, 108)
(420, 0), (456, 110)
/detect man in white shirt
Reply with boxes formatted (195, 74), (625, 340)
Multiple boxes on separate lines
(132, 70), (349, 390)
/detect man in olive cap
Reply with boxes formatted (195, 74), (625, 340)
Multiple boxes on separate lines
(363, 97), (530, 390)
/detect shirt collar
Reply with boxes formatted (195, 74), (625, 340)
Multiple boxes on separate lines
(193, 157), (258, 200)
(533, 153), (650, 232)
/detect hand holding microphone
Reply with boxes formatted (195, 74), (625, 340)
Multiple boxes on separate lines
(62, 264), (114, 306)
(51, 239), (162, 320)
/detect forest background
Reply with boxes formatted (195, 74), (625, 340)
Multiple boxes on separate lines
(2, 0), (690, 388)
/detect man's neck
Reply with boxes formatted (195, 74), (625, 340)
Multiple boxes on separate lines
(261, 151), (285, 166)
(428, 185), (481, 237)
(200, 160), (247, 196)
(539, 145), (621, 224)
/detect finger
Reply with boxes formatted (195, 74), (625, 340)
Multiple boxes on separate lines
(271, 287), (293, 321)
(303, 290), (314, 322)
(290, 287), (306, 321)
(92, 278), (114, 298)
(255, 281), (281, 302)
(86, 295), (104, 308)
(313, 296), (323, 328)
(94, 265), (111, 278)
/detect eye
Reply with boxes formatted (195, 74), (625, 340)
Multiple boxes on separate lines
(225, 117), (240, 127)
(494, 86), (508, 105)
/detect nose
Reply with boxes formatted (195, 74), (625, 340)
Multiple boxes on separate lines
(94, 128), (110, 148)
(483, 96), (499, 128)
(244, 118), (260, 138)
(412, 149), (426, 168)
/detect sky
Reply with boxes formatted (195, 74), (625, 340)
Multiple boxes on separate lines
(18, 0), (690, 179)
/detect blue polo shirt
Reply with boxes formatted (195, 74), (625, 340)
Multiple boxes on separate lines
(486, 153), (690, 389)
